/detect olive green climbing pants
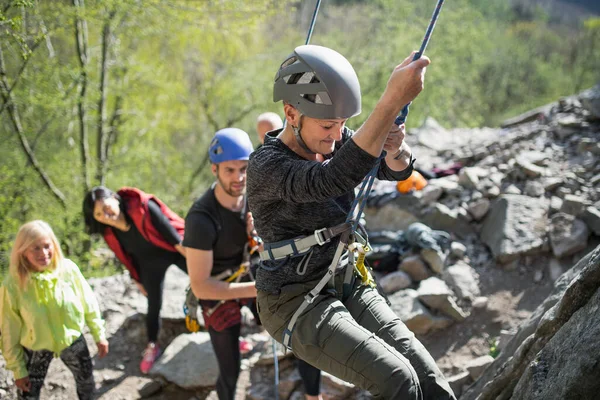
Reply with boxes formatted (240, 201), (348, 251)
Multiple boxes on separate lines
(257, 274), (456, 400)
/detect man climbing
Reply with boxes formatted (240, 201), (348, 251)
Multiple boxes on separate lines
(247, 45), (456, 399)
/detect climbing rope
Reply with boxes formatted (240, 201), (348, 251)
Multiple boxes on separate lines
(346, 0), (446, 236)
(305, 0), (322, 45)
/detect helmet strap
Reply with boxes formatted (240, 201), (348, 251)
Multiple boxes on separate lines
(292, 115), (315, 155)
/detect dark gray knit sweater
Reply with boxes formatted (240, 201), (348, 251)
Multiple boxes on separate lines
(247, 127), (413, 293)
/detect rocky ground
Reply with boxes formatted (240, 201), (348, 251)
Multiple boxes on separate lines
(1, 86), (599, 399)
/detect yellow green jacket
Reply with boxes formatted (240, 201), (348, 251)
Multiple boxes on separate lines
(0, 259), (106, 379)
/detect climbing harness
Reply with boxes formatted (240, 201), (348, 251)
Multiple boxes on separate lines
(183, 236), (261, 333)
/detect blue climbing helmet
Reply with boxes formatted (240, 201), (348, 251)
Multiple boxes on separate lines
(208, 128), (254, 164)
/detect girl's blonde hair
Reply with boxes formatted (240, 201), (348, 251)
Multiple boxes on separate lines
(9, 220), (64, 288)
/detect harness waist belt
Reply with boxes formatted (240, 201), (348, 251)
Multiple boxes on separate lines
(260, 222), (352, 261)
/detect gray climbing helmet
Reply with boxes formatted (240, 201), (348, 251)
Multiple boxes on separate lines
(273, 45), (361, 120)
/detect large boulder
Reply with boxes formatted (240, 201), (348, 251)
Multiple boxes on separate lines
(481, 195), (549, 263)
(150, 332), (219, 389)
(461, 245), (600, 400)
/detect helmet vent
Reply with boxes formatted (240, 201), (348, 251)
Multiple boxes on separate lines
(281, 56), (298, 69)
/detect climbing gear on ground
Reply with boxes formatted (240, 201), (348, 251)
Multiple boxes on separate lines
(396, 170), (428, 193)
(273, 45), (362, 120)
(208, 128), (254, 164)
(405, 222), (451, 253)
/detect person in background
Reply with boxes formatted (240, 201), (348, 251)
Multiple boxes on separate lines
(256, 112), (284, 146)
(82, 186), (187, 374)
(0, 220), (108, 400)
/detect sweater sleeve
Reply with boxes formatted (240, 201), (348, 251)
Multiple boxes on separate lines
(0, 283), (28, 379)
(147, 200), (182, 246)
(377, 153), (416, 181)
(68, 261), (106, 343)
(249, 132), (379, 204)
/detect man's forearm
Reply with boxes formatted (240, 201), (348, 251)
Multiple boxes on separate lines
(191, 279), (256, 300)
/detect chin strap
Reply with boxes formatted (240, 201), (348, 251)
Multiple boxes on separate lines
(292, 115), (315, 155)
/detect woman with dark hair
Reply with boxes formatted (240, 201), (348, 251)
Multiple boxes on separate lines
(82, 186), (187, 373)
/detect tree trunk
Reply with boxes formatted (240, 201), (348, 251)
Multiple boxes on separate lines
(0, 43), (67, 207)
(96, 8), (117, 186)
(74, 0), (91, 193)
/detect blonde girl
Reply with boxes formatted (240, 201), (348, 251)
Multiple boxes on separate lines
(0, 220), (108, 400)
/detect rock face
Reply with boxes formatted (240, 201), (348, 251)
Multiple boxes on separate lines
(481, 195), (549, 263)
(461, 245), (600, 400)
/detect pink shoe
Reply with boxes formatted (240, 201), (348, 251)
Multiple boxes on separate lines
(239, 339), (253, 355)
(140, 342), (161, 374)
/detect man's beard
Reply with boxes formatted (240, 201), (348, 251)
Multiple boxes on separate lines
(217, 176), (245, 197)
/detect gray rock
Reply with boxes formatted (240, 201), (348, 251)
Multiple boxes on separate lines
(450, 241), (467, 258)
(399, 255), (433, 282)
(557, 114), (583, 128)
(458, 167), (481, 189)
(431, 175), (461, 194)
(467, 198), (491, 221)
(364, 196), (421, 231)
(503, 184), (522, 195)
(388, 289), (453, 335)
(465, 355), (494, 380)
(481, 195), (549, 263)
(523, 181), (545, 197)
(472, 296), (488, 309)
(447, 371), (471, 398)
(550, 196), (563, 213)
(150, 332), (218, 389)
(420, 203), (474, 237)
(548, 258), (564, 281)
(462, 245), (600, 400)
(417, 277), (469, 321)
(483, 185), (501, 198)
(321, 371), (357, 399)
(560, 194), (587, 216)
(581, 206), (600, 235)
(511, 287), (600, 400)
(579, 84), (600, 119)
(420, 184), (444, 204)
(420, 248), (446, 274)
(549, 213), (590, 258)
(379, 270), (412, 294)
(542, 177), (563, 191)
(138, 380), (164, 398)
(443, 262), (481, 300)
(496, 329), (516, 352)
(515, 155), (547, 177)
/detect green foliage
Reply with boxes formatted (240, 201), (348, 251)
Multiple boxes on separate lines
(489, 338), (500, 358)
(1, 0), (598, 279)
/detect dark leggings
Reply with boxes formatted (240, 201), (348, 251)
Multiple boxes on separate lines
(297, 358), (322, 396)
(208, 324), (242, 400)
(140, 259), (188, 342)
(18, 335), (94, 400)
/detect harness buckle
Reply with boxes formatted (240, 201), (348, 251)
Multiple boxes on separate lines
(314, 228), (329, 246)
(305, 291), (318, 304)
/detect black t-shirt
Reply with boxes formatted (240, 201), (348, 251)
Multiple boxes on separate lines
(183, 186), (248, 276)
(113, 200), (184, 272)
